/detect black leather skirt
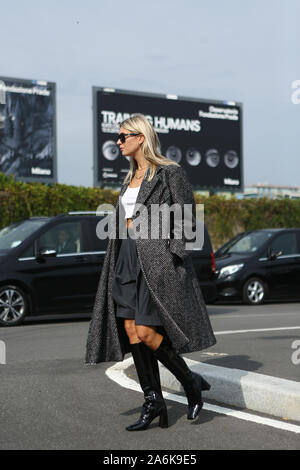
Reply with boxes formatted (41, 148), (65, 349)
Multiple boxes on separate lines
(112, 226), (163, 326)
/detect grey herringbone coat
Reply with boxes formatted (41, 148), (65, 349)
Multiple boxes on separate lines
(85, 164), (216, 364)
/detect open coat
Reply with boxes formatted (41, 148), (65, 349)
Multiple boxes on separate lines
(85, 164), (216, 364)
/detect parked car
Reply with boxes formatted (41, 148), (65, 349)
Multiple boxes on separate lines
(214, 228), (300, 304)
(0, 213), (217, 326)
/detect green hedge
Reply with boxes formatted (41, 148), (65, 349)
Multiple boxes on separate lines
(1, 172), (300, 250)
(0, 171), (119, 226)
(194, 194), (300, 249)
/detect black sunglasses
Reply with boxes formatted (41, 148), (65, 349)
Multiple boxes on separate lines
(116, 133), (140, 144)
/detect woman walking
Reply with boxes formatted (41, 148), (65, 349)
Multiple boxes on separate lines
(85, 114), (216, 431)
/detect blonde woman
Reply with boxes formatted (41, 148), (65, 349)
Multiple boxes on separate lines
(85, 114), (216, 431)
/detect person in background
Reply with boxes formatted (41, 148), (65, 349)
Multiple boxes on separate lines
(57, 228), (77, 254)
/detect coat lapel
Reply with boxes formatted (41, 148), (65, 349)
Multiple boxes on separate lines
(134, 164), (163, 209)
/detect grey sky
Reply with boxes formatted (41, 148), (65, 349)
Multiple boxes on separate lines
(1, 0), (299, 187)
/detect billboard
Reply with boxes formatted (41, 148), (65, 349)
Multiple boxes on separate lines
(92, 87), (243, 192)
(0, 76), (57, 183)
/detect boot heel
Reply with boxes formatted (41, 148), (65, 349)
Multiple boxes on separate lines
(159, 408), (168, 428)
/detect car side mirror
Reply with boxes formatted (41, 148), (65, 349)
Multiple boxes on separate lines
(36, 248), (57, 259)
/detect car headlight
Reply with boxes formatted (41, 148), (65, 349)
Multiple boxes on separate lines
(218, 263), (244, 279)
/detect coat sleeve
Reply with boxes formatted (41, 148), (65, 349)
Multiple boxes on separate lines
(166, 165), (197, 261)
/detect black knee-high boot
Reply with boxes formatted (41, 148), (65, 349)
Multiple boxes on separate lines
(153, 336), (211, 420)
(126, 342), (168, 431)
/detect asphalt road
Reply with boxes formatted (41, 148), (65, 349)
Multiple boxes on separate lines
(188, 300), (300, 382)
(0, 302), (299, 450)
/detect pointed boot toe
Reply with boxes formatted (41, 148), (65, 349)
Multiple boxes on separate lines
(153, 337), (212, 421)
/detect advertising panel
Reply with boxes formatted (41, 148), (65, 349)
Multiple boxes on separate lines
(0, 76), (57, 183)
(93, 87), (243, 192)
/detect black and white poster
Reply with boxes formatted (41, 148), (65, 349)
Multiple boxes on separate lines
(0, 76), (57, 183)
(93, 87), (243, 192)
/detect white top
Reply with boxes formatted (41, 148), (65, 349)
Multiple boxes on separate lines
(121, 185), (141, 219)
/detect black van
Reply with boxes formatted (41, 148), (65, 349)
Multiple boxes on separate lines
(214, 228), (300, 304)
(0, 213), (217, 326)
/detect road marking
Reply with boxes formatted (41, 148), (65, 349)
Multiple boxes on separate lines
(214, 326), (300, 335)
(199, 352), (228, 357)
(106, 358), (300, 435)
(210, 313), (300, 322)
(211, 312), (300, 319)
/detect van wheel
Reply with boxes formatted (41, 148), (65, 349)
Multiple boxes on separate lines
(242, 277), (266, 305)
(0, 285), (29, 326)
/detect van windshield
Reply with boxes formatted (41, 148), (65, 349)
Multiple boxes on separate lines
(220, 231), (274, 255)
(0, 220), (48, 252)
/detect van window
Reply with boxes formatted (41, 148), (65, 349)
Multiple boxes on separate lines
(222, 231), (273, 255)
(84, 218), (108, 252)
(270, 232), (297, 256)
(38, 222), (82, 254)
(0, 219), (47, 251)
(20, 243), (35, 257)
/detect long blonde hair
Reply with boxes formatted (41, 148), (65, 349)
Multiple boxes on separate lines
(120, 114), (179, 183)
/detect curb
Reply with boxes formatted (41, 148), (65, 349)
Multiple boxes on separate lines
(158, 358), (300, 422)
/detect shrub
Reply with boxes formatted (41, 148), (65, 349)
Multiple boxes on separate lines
(1, 172), (300, 250)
